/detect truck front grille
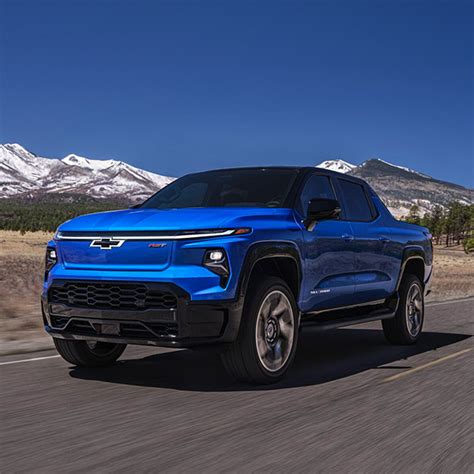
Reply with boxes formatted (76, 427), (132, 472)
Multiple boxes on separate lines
(49, 282), (177, 311)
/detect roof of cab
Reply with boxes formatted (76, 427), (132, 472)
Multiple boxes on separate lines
(190, 165), (369, 186)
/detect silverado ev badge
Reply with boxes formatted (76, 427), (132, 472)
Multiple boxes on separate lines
(90, 238), (125, 250)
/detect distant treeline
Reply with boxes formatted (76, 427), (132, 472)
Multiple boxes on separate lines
(1, 195), (473, 252)
(0, 194), (129, 233)
(402, 202), (473, 251)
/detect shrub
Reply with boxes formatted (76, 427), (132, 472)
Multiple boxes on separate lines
(463, 237), (474, 254)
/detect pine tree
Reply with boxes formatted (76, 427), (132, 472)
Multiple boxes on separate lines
(427, 205), (445, 244)
(406, 204), (421, 225)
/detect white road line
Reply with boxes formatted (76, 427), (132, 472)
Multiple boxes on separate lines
(0, 355), (60, 366)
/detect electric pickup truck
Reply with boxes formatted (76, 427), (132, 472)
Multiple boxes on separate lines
(42, 167), (433, 384)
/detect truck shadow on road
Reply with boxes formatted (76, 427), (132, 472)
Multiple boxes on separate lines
(70, 328), (471, 392)
(69, 327), (471, 391)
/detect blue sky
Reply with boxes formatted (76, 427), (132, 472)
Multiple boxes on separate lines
(1, 0), (472, 186)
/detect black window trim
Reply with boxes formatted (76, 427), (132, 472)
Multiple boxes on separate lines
(368, 186), (392, 217)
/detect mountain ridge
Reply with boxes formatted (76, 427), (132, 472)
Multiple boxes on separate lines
(1, 144), (471, 217)
(316, 158), (472, 217)
(0, 143), (173, 201)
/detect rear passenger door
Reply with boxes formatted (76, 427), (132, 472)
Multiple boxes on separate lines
(297, 173), (355, 312)
(336, 178), (395, 304)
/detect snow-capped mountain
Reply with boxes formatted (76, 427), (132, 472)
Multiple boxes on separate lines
(316, 159), (356, 174)
(316, 157), (429, 177)
(0, 144), (174, 201)
(318, 157), (472, 217)
(350, 158), (472, 217)
(1, 143), (471, 217)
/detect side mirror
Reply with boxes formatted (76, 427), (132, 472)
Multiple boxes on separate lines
(305, 198), (341, 230)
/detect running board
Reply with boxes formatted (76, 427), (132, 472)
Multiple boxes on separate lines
(301, 297), (398, 332)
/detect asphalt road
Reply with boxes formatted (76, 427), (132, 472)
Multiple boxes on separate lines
(1, 299), (473, 473)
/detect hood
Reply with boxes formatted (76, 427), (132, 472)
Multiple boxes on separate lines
(58, 207), (294, 233)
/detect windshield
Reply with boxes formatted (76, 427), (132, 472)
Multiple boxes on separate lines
(141, 168), (299, 209)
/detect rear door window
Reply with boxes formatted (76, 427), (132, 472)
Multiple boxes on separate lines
(338, 179), (374, 221)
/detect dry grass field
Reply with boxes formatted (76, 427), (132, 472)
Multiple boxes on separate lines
(0, 231), (472, 351)
(0, 231), (53, 352)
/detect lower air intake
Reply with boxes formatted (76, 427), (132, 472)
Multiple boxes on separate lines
(49, 282), (177, 311)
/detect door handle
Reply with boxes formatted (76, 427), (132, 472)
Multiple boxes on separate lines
(341, 234), (354, 242)
(379, 236), (391, 243)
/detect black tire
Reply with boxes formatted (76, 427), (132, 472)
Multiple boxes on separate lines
(382, 274), (424, 345)
(53, 338), (126, 367)
(221, 276), (299, 384)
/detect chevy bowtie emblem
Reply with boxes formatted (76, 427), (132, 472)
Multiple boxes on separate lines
(90, 238), (125, 250)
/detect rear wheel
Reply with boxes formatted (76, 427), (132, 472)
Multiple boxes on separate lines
(382, 274), (424, 345)
(221, 276), (299, 384)
(53, 338), (126, 366)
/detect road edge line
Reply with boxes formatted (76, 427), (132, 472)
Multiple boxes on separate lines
(0, 355), (61, 366)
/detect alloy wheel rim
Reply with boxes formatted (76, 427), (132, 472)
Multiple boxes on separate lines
(255, 290), (295, 372)
(406, 283), (423, 337)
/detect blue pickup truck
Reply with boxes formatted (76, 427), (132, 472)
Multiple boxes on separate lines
(42, 167), (433, 384)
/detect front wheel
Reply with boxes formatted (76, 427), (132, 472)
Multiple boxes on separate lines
(221, 276), (299, 384)
(382, 274), (424, 345)
(53, 338), (126, 367)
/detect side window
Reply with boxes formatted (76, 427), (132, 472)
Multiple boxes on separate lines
(338, 180), (373, 221)
(299, 175), (336, 214)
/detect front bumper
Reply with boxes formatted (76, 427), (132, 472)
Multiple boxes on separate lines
(42, 280), (243, 348)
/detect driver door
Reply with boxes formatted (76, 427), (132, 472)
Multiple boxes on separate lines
(297, 173), (355, 313)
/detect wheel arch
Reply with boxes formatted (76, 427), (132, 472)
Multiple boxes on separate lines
(396, 247), (426, 290)
(237, 242), (302, 303)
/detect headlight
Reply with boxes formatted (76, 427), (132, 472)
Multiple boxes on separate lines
(203, 248), (230, 287)
(45, 247), (57, 276)
(208, 250), (224, 261)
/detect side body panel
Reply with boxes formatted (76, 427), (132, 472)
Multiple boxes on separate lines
(349, 218), (403, 304)
(346, 190), (431, 304)
(293, 171), (356, 312)
(298, 219), (355, 312)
